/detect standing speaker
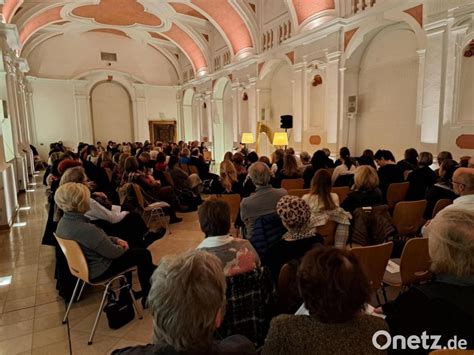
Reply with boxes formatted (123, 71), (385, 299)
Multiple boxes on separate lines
(280, 115), (293, 129)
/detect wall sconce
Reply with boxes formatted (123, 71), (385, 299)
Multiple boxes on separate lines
(242, 92), (248, 101)
(312, 74), (323, 87)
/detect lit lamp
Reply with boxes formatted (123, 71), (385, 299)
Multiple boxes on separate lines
(241, 133), (255, 145)
(273, 132), (288, 149)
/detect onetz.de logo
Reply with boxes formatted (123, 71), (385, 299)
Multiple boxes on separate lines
(372, 330), (468, 351)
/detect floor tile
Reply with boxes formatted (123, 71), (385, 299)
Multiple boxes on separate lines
(0, 308), (35, 327)
(0, 333), (33, 355)
(32, 325), (68, 349)
(3, 296), (36, 313)
(0, 319), (34, 342)
(31, 340), (69, 355)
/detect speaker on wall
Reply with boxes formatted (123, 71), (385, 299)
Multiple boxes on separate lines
(280, 115), (293, 129)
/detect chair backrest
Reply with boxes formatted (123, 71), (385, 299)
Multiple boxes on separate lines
(203, 151), (212, 162)
(281, 178), (304, 190)
(333, 174), (354, 187)
(131, 183), (147, 209)
(392, 200), (427, 236)
(331, 186), (351, 204)
(162, 171), (175, 187)
(432, 198), (453, 218)
(54, 234), (90, 282)
(287, 188), (310, 198)
(188, 165), (199, 175)
(351, 242), (393, 292)
(277, 261), (302, 314)
(386, 182), (410, 208)
(218, 194), (241, 225)
(400, 237), (431, 286)
(317, 220), (337, 246)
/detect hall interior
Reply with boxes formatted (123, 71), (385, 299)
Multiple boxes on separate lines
(0, 0), (473, 354)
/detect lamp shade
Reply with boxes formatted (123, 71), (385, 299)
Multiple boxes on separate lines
(273, 132), (288, 146)
(241, 133), (255, 144)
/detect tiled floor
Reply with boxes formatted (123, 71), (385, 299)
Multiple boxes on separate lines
(0, 174), (204, 355)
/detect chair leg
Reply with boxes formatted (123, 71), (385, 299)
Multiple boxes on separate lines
(128, 287), (143, 320)
(76, 281), (86, 302)
(88, 284), (110, 345)
(381, 285), (388, 303)
(63, 278), (81, 324)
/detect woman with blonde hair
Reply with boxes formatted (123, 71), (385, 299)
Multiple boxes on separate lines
(340, 165), (383, 213)
(275, 153), (301, 187)
(303, 169), (339, 212)
(55, 182), (156, 307)
(381, 209), (474, 349)
(219, 159), (239, 194)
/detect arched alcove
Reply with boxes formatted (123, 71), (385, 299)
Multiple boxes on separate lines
(457, 41), (474, 125)
(90, 81), (133, 143)
(212, 77), (234, 162)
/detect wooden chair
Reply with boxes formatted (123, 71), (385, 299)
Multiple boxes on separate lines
(218, 194), (241, 226)
(281, 178), (304, 190)
(331, 186), (351, 204)
(287, 188), (310, 198)
(132, 184), (169, 230)
(188, 165), (199, 175)
(277, 262), (301, 314)
(162, 171), (175, 188)
(383, 237), (431, 292)
(386, 182), (409, 209)
(54, 234), (142, 345)
(392, 200), (427, 236)
(432, 198), (453, 218)
(317, 220), (337, 246)
(203, 151), (212, 162)
(351, 242), (393, 304)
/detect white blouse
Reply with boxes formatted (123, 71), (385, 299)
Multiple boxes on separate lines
(302, 193), (340, 211)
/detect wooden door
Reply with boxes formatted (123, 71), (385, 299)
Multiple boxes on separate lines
(149, 121), (177, 143)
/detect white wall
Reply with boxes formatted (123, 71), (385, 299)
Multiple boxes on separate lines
(91, 81), (133, 144)
(356, 29), (419, 160)
(269, 63), (293, 137)
(26, 32), (179, 86)
(29, 78), (78, 158)
(457, 56), (474, 125)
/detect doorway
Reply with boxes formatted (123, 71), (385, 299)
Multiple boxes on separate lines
(149, 120), (177, 143)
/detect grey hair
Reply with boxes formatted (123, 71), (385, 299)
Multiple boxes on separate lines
(60, 166), (87, 185)
(425, 209), (474, 277)
(148, 250), (226, 351)
(248, 162), (271, 186)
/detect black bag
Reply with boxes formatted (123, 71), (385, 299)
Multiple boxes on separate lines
(104, 283), (135, 329)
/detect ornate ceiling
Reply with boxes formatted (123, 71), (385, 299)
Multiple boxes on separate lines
(0, 0), (336, 78)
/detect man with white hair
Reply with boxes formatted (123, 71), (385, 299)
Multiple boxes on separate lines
(448, 167), (474, 212)
(240, 162), (287, 239)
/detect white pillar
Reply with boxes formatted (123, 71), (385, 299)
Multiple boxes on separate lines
(73, 81), (93, 143)
(247, 78), (258, 138)
(325, 51), (342, 146)
(420, 24), (446, 145)
(292, 62), (306, 149)
(231, 82), (240, 143)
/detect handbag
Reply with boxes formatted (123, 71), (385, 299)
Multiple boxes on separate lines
(103, 282), (135, 329)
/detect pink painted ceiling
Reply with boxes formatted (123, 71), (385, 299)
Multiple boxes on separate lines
(191, 0), (253, 54)
(170, 3), (207, 20)
(1, 0), (22, 23)
(291, 0), (335, 25)
(88, 28), (130, 38)
(72, 0), (161, 27)
(20, 6), (63, 44)
(163, 23), (208, 72)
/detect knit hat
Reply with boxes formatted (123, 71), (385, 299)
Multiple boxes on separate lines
(276, 195), (311, 235)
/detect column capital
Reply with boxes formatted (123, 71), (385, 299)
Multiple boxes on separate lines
(0, 23), (20, 52)
(15, 57), (29, 73)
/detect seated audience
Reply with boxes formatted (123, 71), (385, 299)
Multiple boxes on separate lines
(341, 166), (383, 213)
(264, 195), (323, 281)
(331, 147), (356, 186)
(303, 169), (339, 211)
(397, 147), (419, 172)
(271, 149), (285, 176)
(113, 250), (256, 354)
(233, 152), (247, 177)
(197, 200), (260, 276)
(274, 153), (301, 187)
(245, 151), (259, 169)
(298, 151), (311, 174)
(435, 151), (453, 178)
(60, 166), (165, 247)
(447, 167), (474, 212)
(240, 162), (287, 239)
(179, 148), (191, 164)
(374, 149), (404, 200)
(262, 247), (387, 354)
(322, 148), (335, 168)
(303, 150), (329, 188)
(424, 159), (459, 219)
(406, 151), (437, 201)
(218, 159), (240, 194)
(55, 183), (155, 307)
(381, 209), (474, 350)
(190, 148), (209, 179)
(358, 149), (376, 169)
